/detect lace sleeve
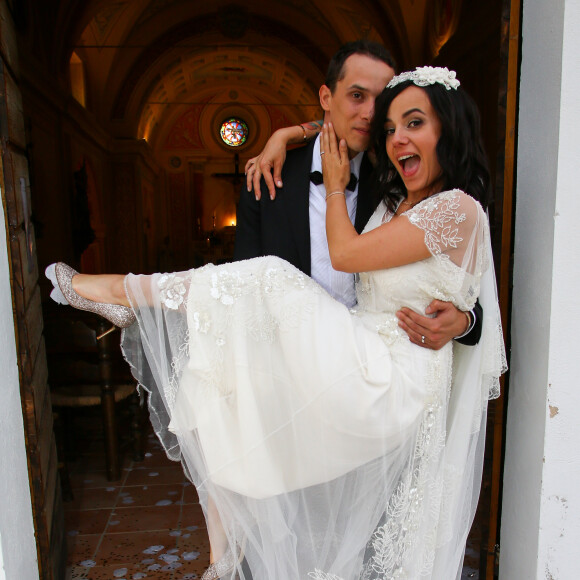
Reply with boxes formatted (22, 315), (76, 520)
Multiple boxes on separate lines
(405, 189), (506, 402)
(403, 189), (488, 310)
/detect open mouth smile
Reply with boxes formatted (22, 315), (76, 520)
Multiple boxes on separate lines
(397, 154), (420, 177)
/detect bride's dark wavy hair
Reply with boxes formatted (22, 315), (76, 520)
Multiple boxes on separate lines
(370, 80), (491, 212)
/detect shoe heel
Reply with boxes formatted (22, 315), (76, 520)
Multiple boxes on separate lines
(96, 325), (117, 340)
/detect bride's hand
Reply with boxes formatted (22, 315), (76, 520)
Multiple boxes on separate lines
(321, 123), (350, 195)
(245, 127), (295, 200)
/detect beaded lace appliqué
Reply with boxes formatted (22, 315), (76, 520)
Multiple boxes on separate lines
(359, 350), (449, 580)
(405, 190), (465, 258)
(158, 273), (187, 309)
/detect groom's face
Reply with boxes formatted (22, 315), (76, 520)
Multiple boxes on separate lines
(319, 54), (395, 158)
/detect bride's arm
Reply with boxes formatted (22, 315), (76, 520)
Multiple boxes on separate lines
(245, 121), (322, 199)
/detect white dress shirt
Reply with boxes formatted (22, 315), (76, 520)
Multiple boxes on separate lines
(309, 136), (363, 308)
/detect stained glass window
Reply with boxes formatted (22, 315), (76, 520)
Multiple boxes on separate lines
(220, 117), (249, 147)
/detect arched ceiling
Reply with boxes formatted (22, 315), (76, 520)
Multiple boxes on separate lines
(20, 0), (447, 144)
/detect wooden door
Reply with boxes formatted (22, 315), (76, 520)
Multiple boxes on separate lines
(0, 2), (65, 578)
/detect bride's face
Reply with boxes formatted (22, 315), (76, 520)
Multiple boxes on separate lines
(384, 86), (443, 200)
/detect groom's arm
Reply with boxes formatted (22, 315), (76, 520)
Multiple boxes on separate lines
(455, 300), (482, 346)
(396, 299), (483, 350)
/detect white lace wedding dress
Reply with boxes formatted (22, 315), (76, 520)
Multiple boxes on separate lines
(121, 189), (506, 580)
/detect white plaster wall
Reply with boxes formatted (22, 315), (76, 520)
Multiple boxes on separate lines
(0, 187), (38, 577)
(500, 0), (580, 578)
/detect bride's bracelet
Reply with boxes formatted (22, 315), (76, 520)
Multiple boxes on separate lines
(326, 191), (345, 201)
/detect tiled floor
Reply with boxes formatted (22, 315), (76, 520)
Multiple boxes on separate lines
(64, 418), (210, 580)
(63, 410), (481, 580)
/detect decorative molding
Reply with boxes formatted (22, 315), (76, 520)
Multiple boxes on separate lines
(91, 1), (130, 45)
(164, 97), (213, 150)
(265, 105), (293, 133)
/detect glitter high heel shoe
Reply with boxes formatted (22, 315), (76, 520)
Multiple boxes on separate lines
(201, 541), (246, 580)
(45, 262), (136, 338)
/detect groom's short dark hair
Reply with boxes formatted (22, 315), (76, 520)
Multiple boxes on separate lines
(325, 40), (396, 93)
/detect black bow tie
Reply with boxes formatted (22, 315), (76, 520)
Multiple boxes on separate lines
(309, 170), (358, 192)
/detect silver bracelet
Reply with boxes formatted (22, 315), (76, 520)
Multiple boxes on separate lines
(326, 191), (345, 201)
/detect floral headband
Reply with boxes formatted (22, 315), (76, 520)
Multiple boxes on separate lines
(386, 66), (460, 91)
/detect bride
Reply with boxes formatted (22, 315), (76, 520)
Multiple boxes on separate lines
(47, 67), (506, 579)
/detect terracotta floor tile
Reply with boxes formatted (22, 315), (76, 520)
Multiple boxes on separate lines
(65, 486), (121, 511)
(94, 530), (182, 566)
(66, 564), (89, 579)
(181, 483), (199, 505)
(116, 483), (184, 508)
(69, 469), (118, 490)
(81, 562), (175, 579)
(171, 554), (209, 577)
(109, 504), (182, 533)
(139, 449), (178, 469)
(124, 465), (186, 487)
(175, 529), (210, 578)
(66, 533), (102, 566)
(66, 509), (113, 536)
(179, 503), (207, 529)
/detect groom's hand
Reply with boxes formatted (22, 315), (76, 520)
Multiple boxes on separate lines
(396, 300), (470, 350)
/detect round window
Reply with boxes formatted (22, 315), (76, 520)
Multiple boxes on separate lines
(219, 117), (249, 147)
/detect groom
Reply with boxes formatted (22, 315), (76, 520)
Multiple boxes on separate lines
(234, 40), (481, 348)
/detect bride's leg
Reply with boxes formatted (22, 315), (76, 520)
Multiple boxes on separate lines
(200, 495), (242, 580)
(72, 273), (129, 306)
(206, 495), (229, 563)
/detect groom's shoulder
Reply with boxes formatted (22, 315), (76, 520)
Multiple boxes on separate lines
(282, 141), (316, 177)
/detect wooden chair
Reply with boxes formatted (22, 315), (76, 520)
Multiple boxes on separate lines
(43, 307), (146, 494)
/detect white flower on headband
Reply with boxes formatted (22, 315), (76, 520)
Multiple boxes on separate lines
(387, 66), (460, 91)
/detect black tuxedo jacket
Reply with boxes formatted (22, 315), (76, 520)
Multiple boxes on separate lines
(233, 141), (482, 345)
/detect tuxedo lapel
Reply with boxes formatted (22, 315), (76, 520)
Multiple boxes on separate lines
(354, 152), (376, 233)
(279, 140), (316, 275)
(274, 145), (374, 274)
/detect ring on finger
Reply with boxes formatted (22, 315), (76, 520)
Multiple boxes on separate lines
(320, 151), (325, 155)
(421, 335), (426, 344)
